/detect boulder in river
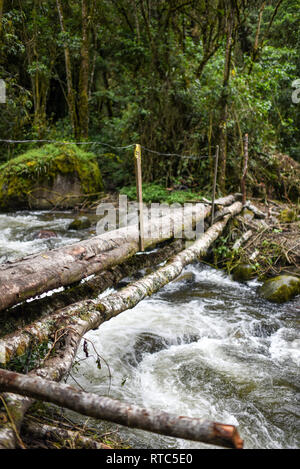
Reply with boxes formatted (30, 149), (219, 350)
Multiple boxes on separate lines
(35, 230), (57, 239)
(259, 275), (300, 303)
(0, 144), (103, 210)
(68, 217), (92, 230)
(123, 332), (200, 366)
(232, 263), (255, 281)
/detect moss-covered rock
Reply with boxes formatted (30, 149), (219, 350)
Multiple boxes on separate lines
(68, 217), (91, 230)
(241, 208), (254, 221)
(232, 263), (256, 281)
(0, 144), (103, 210)
(259, 275), (300, 303)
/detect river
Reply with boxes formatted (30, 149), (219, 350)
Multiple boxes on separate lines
(0, 210), (299, 449)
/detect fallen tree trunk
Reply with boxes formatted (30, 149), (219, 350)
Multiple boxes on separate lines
(0, 369), (243, 449)
(0, 201), (242, 449)
(0, 195), (236, 312)
(245, 201), (266, 219)
(1, 239), (184, 338)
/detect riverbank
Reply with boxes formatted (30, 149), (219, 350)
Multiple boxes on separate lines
(210, 198), (299, 277)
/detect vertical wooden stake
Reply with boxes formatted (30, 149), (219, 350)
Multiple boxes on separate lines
(134, 144), (144, 251)
(211, 145), (219, 226)
(241, 133), (249, 206)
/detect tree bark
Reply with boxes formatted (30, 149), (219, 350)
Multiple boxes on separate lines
(0, 369), (243, 449)
(218, 6), (234, 193)
(78, 0), (90, 139)
(0, 198), (239, 312)
(56, 0), (78, 138)
(241, 134), (249, 205)
(0, 0), (4, 35)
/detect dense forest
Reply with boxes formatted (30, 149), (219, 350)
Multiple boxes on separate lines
(0, 0), (299, 196)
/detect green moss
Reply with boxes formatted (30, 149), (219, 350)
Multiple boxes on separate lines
(232, 264), (256, 282)
(0, 144), (103, 210)
(279, 209), (297, 223)
(120, 183), (202, 204)
(68, 217), (91, 230)
(259, 275), (300, 303)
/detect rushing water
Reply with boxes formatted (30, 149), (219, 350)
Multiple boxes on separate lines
(0, 211), (299, 449)
(0, 210), (93, 263)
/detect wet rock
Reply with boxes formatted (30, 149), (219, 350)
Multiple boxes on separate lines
(241, 208), (254, 221)
(123, 332), (199, 367)
(259, 275), (300, 303)
(251, 321), (279, 337)
(35, 230), (57, 239)
(172, 272), (196, 284)
(68, 217), (91, 230)
(232, 264), (255, 282)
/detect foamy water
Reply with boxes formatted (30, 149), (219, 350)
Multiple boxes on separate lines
(70, 264), (300, 449)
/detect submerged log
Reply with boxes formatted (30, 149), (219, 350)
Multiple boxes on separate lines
(0, 201), (242, 449)
(0, 195), (237, 312)
(0, 369), (243, 449)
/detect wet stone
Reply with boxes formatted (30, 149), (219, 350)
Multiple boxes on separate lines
(68, 217), (92, 230)
(259, 275), (300, 303)
(232, 264), (255, 282)
(122, 332), (199, 367)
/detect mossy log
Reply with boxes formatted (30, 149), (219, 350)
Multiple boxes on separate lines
(22, 419), (112, 449)
(0, 201), (242, 449)
(0, 195), (236, 312)
(0, 369), (243, 449)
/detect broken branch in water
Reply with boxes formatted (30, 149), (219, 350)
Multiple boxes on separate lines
(0, 369), (244, 449)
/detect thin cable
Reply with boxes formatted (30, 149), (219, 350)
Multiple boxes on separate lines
(0, 139), (212, 159)
(140, 145), (210, 160)
(0, 139), (135, 151)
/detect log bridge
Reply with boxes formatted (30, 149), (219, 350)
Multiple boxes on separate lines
(0, 195), (246, 449)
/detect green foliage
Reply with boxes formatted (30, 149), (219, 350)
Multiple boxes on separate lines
(0, 0), (299, 194)
(120, 183), (202, 204)
(0, 341), (51, 374)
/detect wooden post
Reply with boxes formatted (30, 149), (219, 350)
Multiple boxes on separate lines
(134, 144), (144, 251)
(241, 134), (249, 206)
(211, 145), (219, 226)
